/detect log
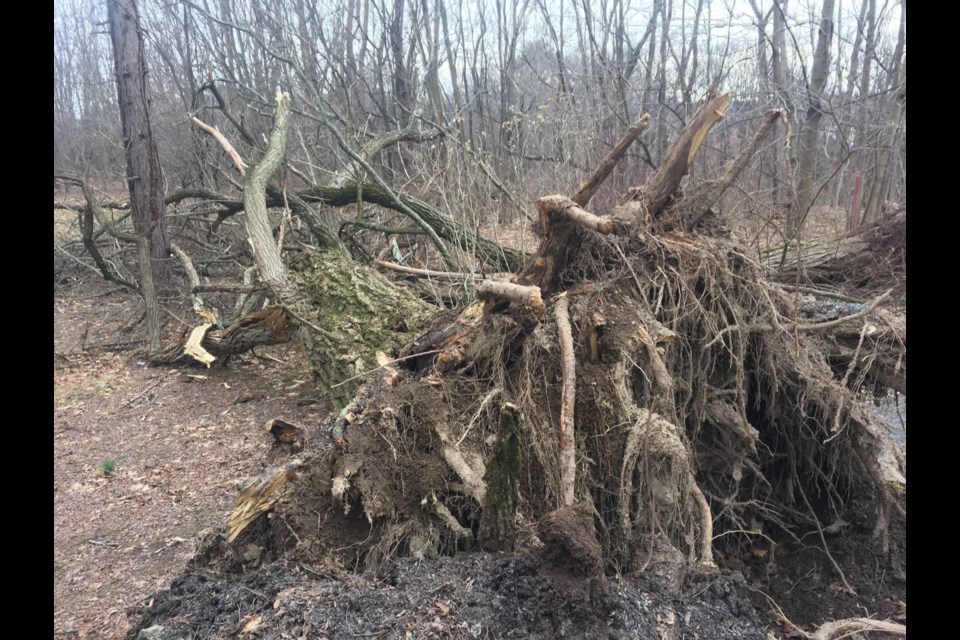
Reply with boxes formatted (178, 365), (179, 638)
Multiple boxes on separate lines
(762, 211), (904, 288)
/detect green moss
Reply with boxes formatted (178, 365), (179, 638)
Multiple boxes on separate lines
(480, 403), (523, 550)
(288, 249), (438, 406)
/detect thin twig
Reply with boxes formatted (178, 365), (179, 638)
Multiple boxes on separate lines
(123, 378), (165, 407)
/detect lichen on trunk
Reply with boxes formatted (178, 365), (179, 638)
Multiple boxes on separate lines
(289, 248), (437, 407)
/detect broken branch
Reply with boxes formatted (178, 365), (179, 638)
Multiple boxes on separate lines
(476, 280), (545, 316)
(373, 259), (481, 281)
(573, 114), (651, 207)
(190, 115), (248, 175)
(536, 195), (618, 235)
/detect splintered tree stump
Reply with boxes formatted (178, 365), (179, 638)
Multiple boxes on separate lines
(632, 92), (732, 221)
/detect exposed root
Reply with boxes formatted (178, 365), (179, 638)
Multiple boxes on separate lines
(436, 424), (487, 504)
(207, 109), (905, 630)
(554, 293), (577, 507)
(810, 618), (906, 640)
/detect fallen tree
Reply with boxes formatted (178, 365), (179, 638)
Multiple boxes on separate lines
(126, 89), (905, 638)
(762, 207), (905, 292)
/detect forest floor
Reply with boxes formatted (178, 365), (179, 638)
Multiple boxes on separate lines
(53, 205), (904, 640)
(53, 274), (334, 639)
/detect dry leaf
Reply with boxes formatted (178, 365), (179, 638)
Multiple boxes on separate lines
(241, 614), (262, 634)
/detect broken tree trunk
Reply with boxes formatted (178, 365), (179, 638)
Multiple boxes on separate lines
(627, 92), (732, 223)
(167, 95), (438, 404)
(761, 210), (904, 290)
(149, 307), (295, 366)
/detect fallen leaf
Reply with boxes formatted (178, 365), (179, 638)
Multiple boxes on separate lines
(242, 614), (262, 634)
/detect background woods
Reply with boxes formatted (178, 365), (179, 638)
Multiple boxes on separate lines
(55, 0), (905, 241)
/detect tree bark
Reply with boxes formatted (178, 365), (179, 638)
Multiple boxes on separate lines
(862, 2), (905, 226)
(242, 92), (294, 295)
(786, 0), (836, 238)
(107, 0), (171, 283)
(630, 92), (732, 222)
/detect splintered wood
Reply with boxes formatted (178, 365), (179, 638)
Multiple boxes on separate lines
(227, 461), (301, 542)
(184, 323), (216, 367)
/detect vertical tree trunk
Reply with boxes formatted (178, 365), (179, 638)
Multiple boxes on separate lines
(786, 0), (836, 239)
(771, 0), (799, 207)
(862, 2), (905, 225)
(107, 0), (171, 283)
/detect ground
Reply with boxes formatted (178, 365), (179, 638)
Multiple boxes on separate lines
(53, 273), (333, 639)
(54, 204), (905, 640)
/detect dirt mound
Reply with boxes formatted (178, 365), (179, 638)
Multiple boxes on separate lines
(130, 552), (768, 639)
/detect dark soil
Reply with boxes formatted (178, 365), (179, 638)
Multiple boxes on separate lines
(131, 550), (769, 639)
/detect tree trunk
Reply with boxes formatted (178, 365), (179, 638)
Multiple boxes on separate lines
(107, 0), (171, 283)
(762, 209), (904, 292)
(167, 94), (438, 409)
(786, 0), (836, 239)
(862, 2), (906, 226)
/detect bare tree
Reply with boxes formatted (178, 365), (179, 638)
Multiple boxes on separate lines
(780, 0), (837, 238)
(861, 0), (904, 225)
(107, 0), (171, 282)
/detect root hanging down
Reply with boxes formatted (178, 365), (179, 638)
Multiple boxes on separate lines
(554, 293), (577, 508)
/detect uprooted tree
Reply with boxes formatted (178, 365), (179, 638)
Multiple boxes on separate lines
(60, 78), (905, 635)
(180, 88), (906, 627)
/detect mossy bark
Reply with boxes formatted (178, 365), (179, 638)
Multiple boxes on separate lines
(290, 249), (437, 407)
(479, 403), (524, 550)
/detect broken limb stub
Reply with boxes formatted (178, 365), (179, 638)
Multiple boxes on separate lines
(535, 195), (620, 235)
(475, 280), (545, 318)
